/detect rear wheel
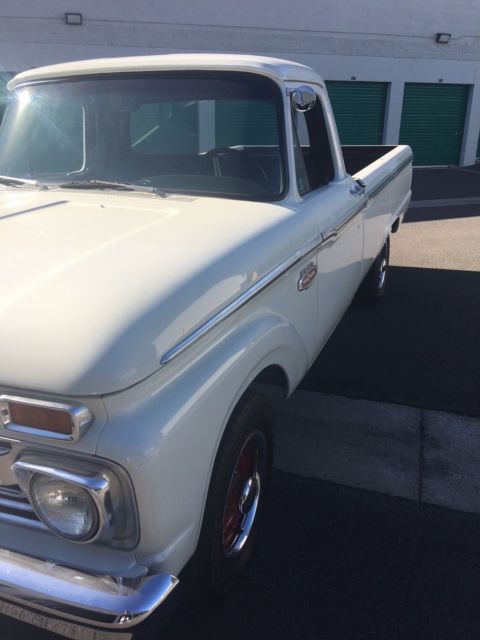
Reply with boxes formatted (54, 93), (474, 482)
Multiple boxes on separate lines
(183, 391), (273, 604)
(356, 236), (390, 305)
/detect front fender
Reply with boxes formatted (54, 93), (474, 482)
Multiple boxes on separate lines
(97, 311), (307, 576)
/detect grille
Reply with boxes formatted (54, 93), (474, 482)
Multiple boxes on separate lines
(0, 485), (46, 530)
(0, 441), (44, 530)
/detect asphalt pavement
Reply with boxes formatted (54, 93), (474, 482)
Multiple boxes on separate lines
(5, 471), (480, 640)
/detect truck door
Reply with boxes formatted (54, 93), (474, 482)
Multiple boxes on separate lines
(290, 86), (365, 356)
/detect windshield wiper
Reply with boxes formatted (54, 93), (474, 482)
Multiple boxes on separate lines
(58, 180), (167, 197)
(0, 175), (48, 190)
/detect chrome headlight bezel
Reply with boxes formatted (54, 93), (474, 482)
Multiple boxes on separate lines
(29, 473), (102, 542)
(12, 455), (139, 548)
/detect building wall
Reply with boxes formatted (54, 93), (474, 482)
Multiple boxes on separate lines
(1, 0), (480, 164)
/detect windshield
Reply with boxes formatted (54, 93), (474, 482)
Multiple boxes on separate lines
(0, 72), (287, 201)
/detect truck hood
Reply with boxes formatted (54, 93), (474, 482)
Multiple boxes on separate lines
(0, 189), (304, 395)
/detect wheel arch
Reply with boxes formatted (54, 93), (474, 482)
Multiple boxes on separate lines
(98, 311), (308, 575)
(191, 320), (306, 556)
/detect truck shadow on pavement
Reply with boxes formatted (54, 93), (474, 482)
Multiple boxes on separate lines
(300, 265), (480, 419)
(4, 473), (480, 640)
(166, 471), (480, 640)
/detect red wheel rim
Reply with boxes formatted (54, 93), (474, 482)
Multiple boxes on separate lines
(222, 432), (265, 556)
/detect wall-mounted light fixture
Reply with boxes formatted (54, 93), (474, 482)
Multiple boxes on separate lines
(65, 13), (82, 26)
(436, 33), (451, 44)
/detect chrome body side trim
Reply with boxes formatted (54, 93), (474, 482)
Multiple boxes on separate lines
(365, 155), (412, 199)
(160, 230), (324, 364)
(160, 153), (412, 366)
(0, 395), (93, 442)
(160, 199), (368, 365)
(160, 200), (367, 365)
(0, 548), (178, 628)
(322, 199), (366, 244)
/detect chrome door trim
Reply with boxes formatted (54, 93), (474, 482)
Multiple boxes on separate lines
(321, 198), (366, 244)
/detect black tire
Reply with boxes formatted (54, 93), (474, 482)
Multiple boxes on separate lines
(356, 236), (390, 305)
(182, 390), (273, 605)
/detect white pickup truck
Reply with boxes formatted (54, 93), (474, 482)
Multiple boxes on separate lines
(0, 54), (412, 635)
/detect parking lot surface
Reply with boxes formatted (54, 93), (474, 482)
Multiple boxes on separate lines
(301, 202), (480, 418)
(5, 471), (480, 640)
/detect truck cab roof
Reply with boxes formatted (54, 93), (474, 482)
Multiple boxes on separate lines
(8, 53), (324, 89)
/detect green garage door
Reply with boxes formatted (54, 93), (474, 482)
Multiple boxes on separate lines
(325, 81), (387, 145)
(399, 83), (469, 166)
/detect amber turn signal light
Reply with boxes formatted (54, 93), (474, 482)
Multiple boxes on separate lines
(8, 402), (72, 435)
(0, 395), (93, 441)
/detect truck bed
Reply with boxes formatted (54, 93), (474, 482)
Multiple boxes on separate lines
(342, 145), (398, 175)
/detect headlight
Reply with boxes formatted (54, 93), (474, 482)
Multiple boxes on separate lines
(13, 456), (139, 548)
(30, 474), (100, 541)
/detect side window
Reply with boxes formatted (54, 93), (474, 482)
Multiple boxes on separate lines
(292, 95), (335, 194)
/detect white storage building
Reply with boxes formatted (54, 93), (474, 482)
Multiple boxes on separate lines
(1, 0), (479, 166)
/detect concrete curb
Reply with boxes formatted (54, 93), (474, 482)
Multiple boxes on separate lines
(263, 386), (480, 515)
(410, 196), (480, 208)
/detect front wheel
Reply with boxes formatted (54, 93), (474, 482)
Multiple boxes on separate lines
(183, 391), (273, 604)
(356, 237), (390, 305)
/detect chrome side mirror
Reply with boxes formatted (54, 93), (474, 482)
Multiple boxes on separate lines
(290, 86), (317, 112)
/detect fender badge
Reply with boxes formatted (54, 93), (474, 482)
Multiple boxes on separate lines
(298, 261), (317, 291)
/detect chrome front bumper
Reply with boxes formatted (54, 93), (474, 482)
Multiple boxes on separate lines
(0, 548), (178, 629)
